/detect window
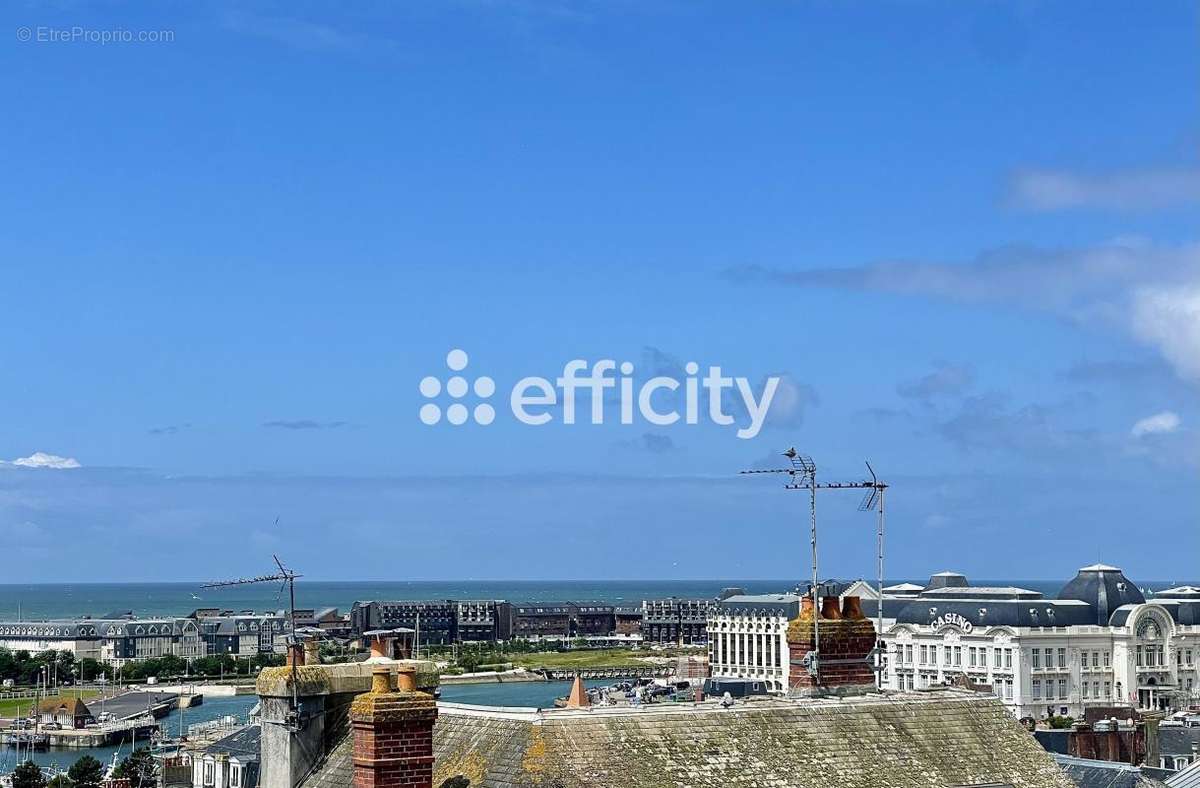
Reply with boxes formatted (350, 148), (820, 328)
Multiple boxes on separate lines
(1057, 648), (1066, 668)
(954, 646), (962, 667)
(1091, 651), (1099, 668)
(1093, 681), (1099, 698)
(1083, 682), (1090, 698)
(1104, 651), (1110, 667)
(1033, 679), (1042, 699)
(1104, 681), (1111, 698)
(1058, 678), (1067, 699)
(994, 648), (1001, 668)
(1004, 648), (1012, 669)
(905, 644), (913, 664)
(944, 645), (951, 666)
(1032, 649), (1041, 669)
(203, 761), (215, 787)
(969, 647), (977, 668)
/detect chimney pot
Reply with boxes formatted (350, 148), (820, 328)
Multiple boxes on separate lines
(841, 596), (865, 620)
(370, 666), (393, 694)
(396, 665), (417, 692)
(820, 596), (842, 620)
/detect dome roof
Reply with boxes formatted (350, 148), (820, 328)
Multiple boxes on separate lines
(924, 572), (968, 591)
(1057, 564), (1144, 625)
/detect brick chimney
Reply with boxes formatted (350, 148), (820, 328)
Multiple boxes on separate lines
(350, 665), (438, 788)
(787, 595), (876, 697)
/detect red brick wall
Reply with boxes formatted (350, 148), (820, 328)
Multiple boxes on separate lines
(351, 700), (438, 788)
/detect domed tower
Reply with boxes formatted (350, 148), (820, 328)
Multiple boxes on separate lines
(1056, 564), (1145, 625)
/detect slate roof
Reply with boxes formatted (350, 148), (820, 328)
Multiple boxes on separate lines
(301, 688), (1074, 788)
(716, 593), (802, 616)
(1054, 754), (1167, 788)
(1158, 726), (1200, 756)
(204, 724), (261, 761)
(894, 598), (1095, 628)
(1058, 565), (1146, 626)
(1167, 758), (1200, 787)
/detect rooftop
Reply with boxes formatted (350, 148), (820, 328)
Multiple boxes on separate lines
(300, 687), (1072, 788)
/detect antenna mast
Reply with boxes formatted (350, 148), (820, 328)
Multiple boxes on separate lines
(201, 554), (304, 719)
(858, 461), (889, 686)
(741, 450), (891, 686)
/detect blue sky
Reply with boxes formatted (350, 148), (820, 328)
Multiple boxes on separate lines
(1, 1), (1197, 583)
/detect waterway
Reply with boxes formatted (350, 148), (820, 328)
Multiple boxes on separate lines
(0, 695), (259, 774)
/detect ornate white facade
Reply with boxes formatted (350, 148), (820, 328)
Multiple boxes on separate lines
(880, 566), (1200, 719)
(706, 594), (800, 693)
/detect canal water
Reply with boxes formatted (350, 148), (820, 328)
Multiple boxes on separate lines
(1, 680), (609, 773)
(0, 695), (259, 773)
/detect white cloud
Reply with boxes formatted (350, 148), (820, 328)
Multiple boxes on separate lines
(1011, 168), (1200, 212)
(8, 452), (82, 469)
(728, 240), (1200, 383)
(1131, 411), (1181, 438)
(1131, 285), (1200, 382)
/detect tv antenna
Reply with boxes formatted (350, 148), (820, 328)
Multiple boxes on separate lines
(858, 461), (889, 683)
(201, 555), (304, 723)
(740, 449), (889, 684)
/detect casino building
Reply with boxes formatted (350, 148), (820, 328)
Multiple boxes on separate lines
(879, 564), (1200, 719)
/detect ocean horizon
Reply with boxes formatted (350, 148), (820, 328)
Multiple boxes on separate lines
(0, 577), (1194, 621)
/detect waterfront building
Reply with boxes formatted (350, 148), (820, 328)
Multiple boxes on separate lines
(96, 617), (207, 664)
(507, 601), (617, 640)
(509, 602), (574, 639)
(350, 600), (457, 645)
(453, 599), (501, 642)
(37, 697), (94, 728)
(880, 564), (1200, 720)
(196, 613), (288, 658)
(614, 605), (642, 636)
(642, 597), (715, 644)
(705, 593), (801, 693)
(0, 621), (103, 660)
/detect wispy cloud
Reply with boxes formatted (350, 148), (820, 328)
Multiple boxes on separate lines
(726, 240), (1200, 383)
(4, 452), (81, 469)
(262, 420), (349, 430)
(1010, 167), (1200, 212)
(619, 432), (678, 454)
(897, 362), (974, 401)
(221, 10), (371, 52)
(1131, 411), (1181, 438)
(149, 423), (192, 436)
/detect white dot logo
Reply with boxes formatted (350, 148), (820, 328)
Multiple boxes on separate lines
(419, 349), (495, 426)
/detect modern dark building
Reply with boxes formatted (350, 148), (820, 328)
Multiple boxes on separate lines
(350, 600), (457, 645)
(642, 598), (715, 644)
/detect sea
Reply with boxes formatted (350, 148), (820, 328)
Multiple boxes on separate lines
(0, 578), (1192, 620)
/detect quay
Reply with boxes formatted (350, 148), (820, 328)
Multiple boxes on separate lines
(0, 690), (199, 750)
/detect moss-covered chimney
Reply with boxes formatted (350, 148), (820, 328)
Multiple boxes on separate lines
(786, 595), (876, 697)
(350, 665), (438, 788)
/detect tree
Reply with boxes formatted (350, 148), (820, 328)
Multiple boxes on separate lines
(113, 747), (157, 788)
(46, 775), (71, 788)
(11, 760), (46, 788)
(67, 755), (104, 788)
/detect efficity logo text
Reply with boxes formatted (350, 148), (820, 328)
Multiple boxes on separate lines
(418, 349), (779, 439)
